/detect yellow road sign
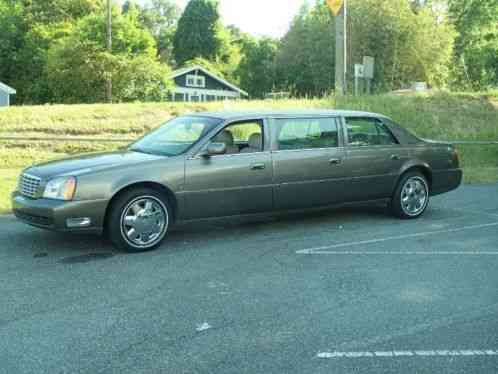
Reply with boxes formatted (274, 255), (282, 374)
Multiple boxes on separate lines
(326, 0), (344, 16)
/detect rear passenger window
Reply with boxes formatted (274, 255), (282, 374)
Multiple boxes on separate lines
(346, 117), (398, 146)
(276, 118), (339, 150)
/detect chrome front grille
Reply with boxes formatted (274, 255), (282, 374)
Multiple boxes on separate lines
(20, 173), (41, 198)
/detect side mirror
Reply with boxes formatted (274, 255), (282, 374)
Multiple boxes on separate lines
(202, 142), (227, 157)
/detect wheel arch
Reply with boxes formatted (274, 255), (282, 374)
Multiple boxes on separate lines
(104, 181), (178, 230)
(394, 162), (433, 194)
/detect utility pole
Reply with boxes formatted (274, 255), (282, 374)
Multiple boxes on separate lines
(334, 0), (347, 96)
(106, 0), (112, 103)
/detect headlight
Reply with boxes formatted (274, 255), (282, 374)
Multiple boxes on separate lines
(43, 176), (77, 200)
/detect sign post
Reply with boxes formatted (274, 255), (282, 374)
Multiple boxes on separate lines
(354, 64), (364, 96)
(327, 0), (347, 96)
(363, 56), (374, 95)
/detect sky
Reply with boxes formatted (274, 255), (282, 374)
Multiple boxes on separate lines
(138, 0), (307, 38)
(215, 0), (306, 38)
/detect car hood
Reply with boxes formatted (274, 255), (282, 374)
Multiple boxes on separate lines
(24, 150), (165, 179)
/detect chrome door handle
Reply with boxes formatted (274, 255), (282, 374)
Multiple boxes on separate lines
(250, 163), (266, 170)
(390, 154), (400, 161)
(329, 158), (342, 165)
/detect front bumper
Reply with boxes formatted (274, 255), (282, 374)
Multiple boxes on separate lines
(12, 191), (108, 233)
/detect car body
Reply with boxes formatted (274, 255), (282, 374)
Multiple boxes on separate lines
(12, 110), (462, 251)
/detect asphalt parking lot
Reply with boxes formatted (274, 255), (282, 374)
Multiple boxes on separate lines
(1, 184), (497, 374)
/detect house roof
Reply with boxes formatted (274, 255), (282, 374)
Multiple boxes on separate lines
(0, 81), (16, 95)
(170, 65), (248, 96)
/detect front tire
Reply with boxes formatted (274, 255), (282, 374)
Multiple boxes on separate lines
(391, 171), (429, 219)
(107, 188), (171, 252)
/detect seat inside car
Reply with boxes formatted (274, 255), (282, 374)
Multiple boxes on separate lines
(213, 130), (239, 154)
(241, 133), (263, 153)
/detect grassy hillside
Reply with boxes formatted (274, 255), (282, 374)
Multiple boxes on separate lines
(0, 92), (497, 214)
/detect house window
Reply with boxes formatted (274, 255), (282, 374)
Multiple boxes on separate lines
(186, 74), (205, 88)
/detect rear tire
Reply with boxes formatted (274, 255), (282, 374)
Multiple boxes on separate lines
(107, 188), (171, 252)
(391, 171), (429, 219)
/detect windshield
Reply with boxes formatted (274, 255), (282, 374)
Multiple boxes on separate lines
(129, 116), (222, 156)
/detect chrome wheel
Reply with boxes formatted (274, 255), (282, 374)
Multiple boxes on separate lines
(400, 176), (428, 216)
(120, 196), (168, 248)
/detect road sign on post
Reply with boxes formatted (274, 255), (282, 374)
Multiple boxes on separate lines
(327, 0), (344, 16)
(363, 56), (374, 94)
(354, 64), (364, 96)
(327, 0), (347, 96)
(363, 56), (374, 79)
(354, 64), (364, 78)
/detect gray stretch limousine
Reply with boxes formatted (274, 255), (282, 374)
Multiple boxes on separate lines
(13, 110), (462, 252)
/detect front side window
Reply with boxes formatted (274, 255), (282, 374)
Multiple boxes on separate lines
(209, 120), (264, 155)
(346, 117), (398, 147)
(275, 118), (339, 150)
(130, 116), (221, 156)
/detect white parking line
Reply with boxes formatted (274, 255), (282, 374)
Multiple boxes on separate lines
(316, 350), (498, 359)
(298, 251), (498, 255)
(296, 222), (498, 255)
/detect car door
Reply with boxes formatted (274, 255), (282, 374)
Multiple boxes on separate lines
(183, 119), (273, 219)
(342, 116), (409, 202)
(272, 116), (348, 210)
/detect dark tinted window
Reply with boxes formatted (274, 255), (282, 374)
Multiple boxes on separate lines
(383, 118), (422, 145)
(346, 117), (398, 146)
(276, 118), (339, 150)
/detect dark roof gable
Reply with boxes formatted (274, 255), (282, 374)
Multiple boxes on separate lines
(170, 65), (248, 96)
(0, 82), (16, 94)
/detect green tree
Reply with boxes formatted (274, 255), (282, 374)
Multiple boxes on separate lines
(21, 0), (102, 24)
(349, 0), (456, 91)
(46, 7), (172, 103)
(173, 0), (225, 65)
(0, 0), (26, 100)
(123, 0), (179, 64)
(275, 2), (334, 96)
(174, 5), (242, 85)
(138, 0), (179, 36)
(275, 0), (456, 95)
(237, 37), (278, 98)
(16, 22), (74, 103)
(0, 0), (102, 103)
(448, 0), (498, 89)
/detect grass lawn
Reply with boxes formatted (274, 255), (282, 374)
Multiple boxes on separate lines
(0, 92), (496, 214)
(0, 169), (20, 214)
(463, 167), (498, 184)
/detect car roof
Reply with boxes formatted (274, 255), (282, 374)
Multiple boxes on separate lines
(189, 109), (389, 121)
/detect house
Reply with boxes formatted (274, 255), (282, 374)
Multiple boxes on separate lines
(169, 65), (248, 102)
(0, 81), (16, 107)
